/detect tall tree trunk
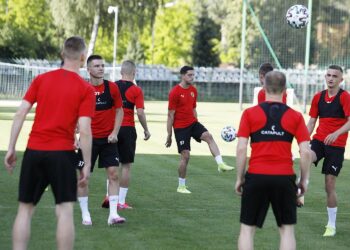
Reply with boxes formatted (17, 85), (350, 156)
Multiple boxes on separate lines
(87, 0), (101, 58)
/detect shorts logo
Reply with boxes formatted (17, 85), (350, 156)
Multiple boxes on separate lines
(180, 140), (185, 145)
(77, 161), (85, 167)
(116, 157), (119, 161)
(331, 165), (338, 171)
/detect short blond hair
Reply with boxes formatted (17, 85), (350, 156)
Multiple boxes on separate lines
(121, 60), (136, 76)
(62, 36), (86, 60)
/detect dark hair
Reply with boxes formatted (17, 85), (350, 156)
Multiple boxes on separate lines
(87, 54), (103, 65)
(328, 64), (343, 73)
(180, 65), (194, 75)
(259, 62), (274, 76)
(265, 71), (286, 94)
(62, 36), (86, 60)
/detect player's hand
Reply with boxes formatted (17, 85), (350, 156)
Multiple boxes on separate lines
(165, 135), (172, 147)
(144, 130), (151, 140)
(78, 164), (91, 186)
(324, 132), (339, 145)
(235, 179), (244, 196)
(108, 133), (118, 143)
(74, 137), (80, 149)
(297, 179), (308, 197)
(4, 149), (17, 174)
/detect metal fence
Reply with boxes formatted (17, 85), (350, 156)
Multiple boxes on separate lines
(1, 62), (349, 104)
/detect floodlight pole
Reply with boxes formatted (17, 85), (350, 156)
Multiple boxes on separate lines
(239, 0), (247, 111)
(108, 6), (118, 81)
(303, 0), (313, 113)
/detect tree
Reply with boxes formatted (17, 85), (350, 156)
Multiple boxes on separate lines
(192, 2), (220, 67)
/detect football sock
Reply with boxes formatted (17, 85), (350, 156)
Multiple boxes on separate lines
(215, 155), (223, 164)
(78, 197), (89, 218)
(109, 195), (119, 217)
(106, 179), (109, 197)
(119, 187), (128, 205)
(178, 178), (186, 186)
(327, 207), (337, 228)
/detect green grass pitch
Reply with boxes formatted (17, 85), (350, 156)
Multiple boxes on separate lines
(1, 101), (350, 249)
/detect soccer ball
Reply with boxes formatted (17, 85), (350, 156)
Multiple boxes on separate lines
(221, 126), (236, 142)
(286, 5), (309, 29)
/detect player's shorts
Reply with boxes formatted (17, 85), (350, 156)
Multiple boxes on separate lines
(19, 149), (78, 205)
(90, 137), (119, 172)
(240, 173), (297, 228)
(117, 126), (137, 164)
(310, 139), (345, 176)
(174, 122), (208, 153)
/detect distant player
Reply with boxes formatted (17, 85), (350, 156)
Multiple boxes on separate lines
(307, 64), (350, 237)
(78, 54), (125, 226)
(165, 65), (234, 194)
(4, 36), (95, 250)
(257, 62), (287, 104)
(235, 71), (312, 250)
(101, 60), (151, 209)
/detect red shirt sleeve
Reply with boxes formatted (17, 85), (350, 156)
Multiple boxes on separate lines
(294, 113), (310, 143)
(79, 85), (95, 117)
(23, 76), (40, 104)
(110, 83), (123, 109)
(134, 87), (145, 109)
(340, 91), (350, 117)
(257, 89), (265, 104)
(237, 110), (251, 138)
(309, 92), (321, 118)
(193, 87), (197, 109)
(168, 87), (178, 110)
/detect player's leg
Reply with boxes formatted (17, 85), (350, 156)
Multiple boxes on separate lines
(106, 166), (125, 225)
(12, 202), (35, 250)
(196, 123), (234, 172)
(323, 174), (337, 236)
(56, 202), (75, 250)
(238, 224), (256, 250)
(119, 163), (133, 209)
(177, 150), (191, 193)
(278, 225), (296, 250)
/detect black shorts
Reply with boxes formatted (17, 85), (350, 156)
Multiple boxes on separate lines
(174, 122), (208, 153)
(310, 139), (345, 176)
(19, 149), (78, 205)
(90, 137), (120, 172)
(117, 126), (137, 164)
(240, 173), (297, 228)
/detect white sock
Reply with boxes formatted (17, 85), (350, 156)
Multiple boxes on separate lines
(109, 195), (119, 217)
(78, 197), (90, 219)
(215, 155), (223, 164)
(106, 179), (109, 196)
(327, 207), (337, 228)
(119, 187), (128, 205)
(178, 178), (186, 186)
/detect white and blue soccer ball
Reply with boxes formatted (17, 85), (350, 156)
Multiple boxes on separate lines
(221, 126), (236, 142)
(286, 5), (309, 29)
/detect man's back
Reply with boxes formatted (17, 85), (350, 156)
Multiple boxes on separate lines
(24, 68), (95, 150)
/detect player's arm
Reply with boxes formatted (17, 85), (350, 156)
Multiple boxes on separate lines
(193, 108), (198, 119)
(165, 109), (175, 147)
(78, 116), (92, 184)
(306, 117), (317, 135)
(4, 100), (32, 174)
(108, 107), (124, 143)
(297, 141), (312, 196)
(235, 137), (248, 196)
(324, 116), (350, 145)
(137, 108), (151, 140)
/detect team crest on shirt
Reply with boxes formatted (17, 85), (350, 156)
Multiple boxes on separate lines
(190, 92), (194, 97)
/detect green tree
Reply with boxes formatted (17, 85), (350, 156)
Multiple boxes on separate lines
(192, 2), (220, 67)
(153, 0), (195, 67)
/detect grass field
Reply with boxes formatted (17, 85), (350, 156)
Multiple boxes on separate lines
(1, 101), (350, 249)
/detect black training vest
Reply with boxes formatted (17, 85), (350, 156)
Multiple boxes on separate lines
(115, 80), (135, 110)
(250, 102), (294, 143)
(318, 89), (345, 118)
(95, 80), (113, 111)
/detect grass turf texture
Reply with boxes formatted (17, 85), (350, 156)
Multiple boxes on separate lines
(1, 101), (350, 249)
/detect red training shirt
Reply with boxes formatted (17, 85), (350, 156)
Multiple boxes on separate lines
(309, 90), (350, 147)
(238, 102), (310, 175)
(258, 88), (287, 104)
(168, 84), (197, 129)
(92, 81), (123, 138)
(24, 69), (95, 150)
(118, 82), (145, 127)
